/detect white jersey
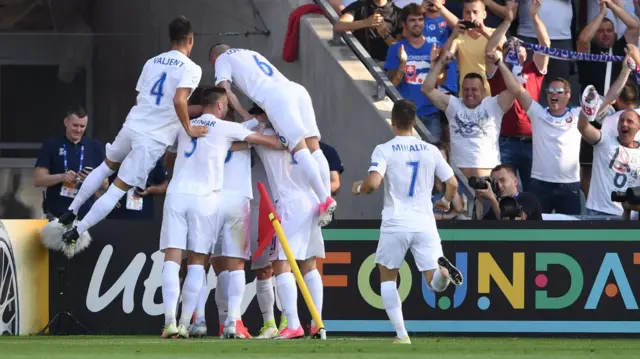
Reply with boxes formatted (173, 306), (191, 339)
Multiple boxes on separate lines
(253, 128), (305, 204)
(527, 104), (582, 183)
(167, 114), (253, 196)
(222, 122), (256, 200)
(124, 50), (202, 146)
(587, 127), (640, 216)
(214, 48), (289, 107)
(368, 136), (454, 232)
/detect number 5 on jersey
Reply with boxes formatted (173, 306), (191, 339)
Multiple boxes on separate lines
(185, 138), (197, 158)
(151, 72), (167, 105)
(407, 161), (419, 197)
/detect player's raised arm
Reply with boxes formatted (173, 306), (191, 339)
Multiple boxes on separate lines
(421, 52), (453, 111)
(352, 146), (386, 195)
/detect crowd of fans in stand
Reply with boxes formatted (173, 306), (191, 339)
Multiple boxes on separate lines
(332, 0), (640, 220)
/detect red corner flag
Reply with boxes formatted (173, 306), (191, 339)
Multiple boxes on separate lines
(253, 181), (278, 261)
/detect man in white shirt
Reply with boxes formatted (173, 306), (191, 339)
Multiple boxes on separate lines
(54, 16), (205, 246)
(250, 105), (326, 340)
(422, 51), (516, 179)
(578, 46), (640, 217)
(495, 50), (583, 214)
(159, 88), (282, 339)
(352, 99), (463, 344)
(209, 44), (336, 227)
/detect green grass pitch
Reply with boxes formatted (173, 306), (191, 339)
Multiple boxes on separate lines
(1, 336), (639, 358)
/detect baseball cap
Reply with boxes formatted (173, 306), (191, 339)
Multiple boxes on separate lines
(248, 103), (265, 115)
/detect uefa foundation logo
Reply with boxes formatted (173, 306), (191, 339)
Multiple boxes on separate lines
(0, 221), (19, 335)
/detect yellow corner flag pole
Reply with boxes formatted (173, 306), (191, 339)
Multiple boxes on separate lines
(268, 212), (326, 339)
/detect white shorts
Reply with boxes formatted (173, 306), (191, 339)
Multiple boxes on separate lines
(106, 127), (168, 189)
(262, 82), (320, 151)
(271, 195), (325, 261)
(159, 193), (218, 255)
(375, 230), (443, 272)
(211, 193), (250, 260)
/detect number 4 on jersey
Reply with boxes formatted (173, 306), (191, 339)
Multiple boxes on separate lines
(151, 72), (167, 105)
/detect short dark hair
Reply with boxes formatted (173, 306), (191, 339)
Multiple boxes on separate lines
(391, 99), (416, 130)
(491, 163), (516, 176)
(169, 16), (193, 43)
(602, 17), (615, 28)
(400, 3), (425, 23)
(548, 77), (571, 92)
(202, 88), (227, 106)
(66, 105), (87, 119)
(619, 83), (639, 106)
(463, 72), (484, 83)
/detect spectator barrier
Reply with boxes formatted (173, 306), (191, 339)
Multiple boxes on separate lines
(0, 220), (49, 335)
(43, 219), (640, 336)
(312, 0), (475, 217)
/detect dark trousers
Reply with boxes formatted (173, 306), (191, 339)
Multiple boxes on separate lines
(499, 137), (533, 192)
(530, 178), (581, 215)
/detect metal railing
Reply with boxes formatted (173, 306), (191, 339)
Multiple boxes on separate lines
(314, 0), (475, 217)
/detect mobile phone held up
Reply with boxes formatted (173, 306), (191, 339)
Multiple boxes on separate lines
(459, 20), (477, 29)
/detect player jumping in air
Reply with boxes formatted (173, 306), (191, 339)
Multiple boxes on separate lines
(55, 16), (206, 245)
(208, 44), (336, 227)
(352, 99), (463, 344)
(159, 88), (282, 338)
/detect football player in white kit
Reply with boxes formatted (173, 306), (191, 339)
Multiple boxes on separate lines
(352, 100), (463, 344)
(56, 16), (206, 245)
(210, 108), (261, 339)
(159, 88), (282, 338)
(209, 44), (336, 227)
(250, 105), (326, 340)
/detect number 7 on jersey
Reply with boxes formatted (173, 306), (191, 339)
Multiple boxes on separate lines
(407, 161), (419, 197)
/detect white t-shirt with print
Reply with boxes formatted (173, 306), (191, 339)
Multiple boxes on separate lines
(445, 96), (504, 169)
(527, 104), (582, 183)
(586, 127), (640, 215)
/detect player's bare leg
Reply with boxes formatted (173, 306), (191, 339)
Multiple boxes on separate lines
(273, 260), (304, 339)
(161, 248), (183, 338)
(379, 265), (411, 344)
(299, 258), (325, 339)
(222, 256), (251, 339)
(61, 174), (130, 245)
(176, 252), (207, 338)
(255, 265), (279, 339)
(190, 260), (211, 337)
(290, 139), (336, 227)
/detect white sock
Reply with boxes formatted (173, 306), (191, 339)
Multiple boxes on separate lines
(276, 272), (300, 329)
(293, 149), (329, 201)
(225, 270), (246, 326)
(256, 278), (275, 324)
(380, 281), (407, 339)
(76, 184), (125, 233)
(161, 261), (181, 326)
(311, 150), (331, 194)
(69, 162), (115, 214)
(215, 270), (229, 325)
(195, 273), (208, 324)
(430, 269), (451, 292)
(179, 265), (205, 326)
(304, 270), (323, 327)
